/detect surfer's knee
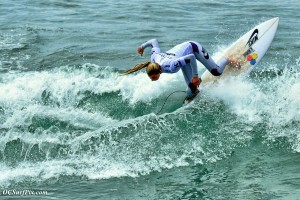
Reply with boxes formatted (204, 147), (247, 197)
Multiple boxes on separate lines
(210, 68), (222, 76)
(190, 42), (200, 54)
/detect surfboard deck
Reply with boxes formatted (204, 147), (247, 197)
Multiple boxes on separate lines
(201, 17), (279, 84)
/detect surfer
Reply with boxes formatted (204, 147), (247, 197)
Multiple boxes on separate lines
(122, 39), (240, 101)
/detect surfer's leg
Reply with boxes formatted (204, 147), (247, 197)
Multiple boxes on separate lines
(189, 42), (229, 76)
(180, 56), (199, 99)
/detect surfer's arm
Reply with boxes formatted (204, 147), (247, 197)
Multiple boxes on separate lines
(138, 39), (161, 56)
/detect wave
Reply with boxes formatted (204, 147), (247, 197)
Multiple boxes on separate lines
(0, 57), (299, 187)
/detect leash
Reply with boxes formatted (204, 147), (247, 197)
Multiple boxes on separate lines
(156, 90), (186, 115)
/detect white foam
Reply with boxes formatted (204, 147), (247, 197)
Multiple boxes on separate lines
(206, 75), (265, 122)
(0, 151), (194, 187)
(1, 104), (117, 130)
(118, 72), (184, 104)
(0, 64), (187, 109)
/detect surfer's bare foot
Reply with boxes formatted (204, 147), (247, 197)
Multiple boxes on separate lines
(228, 55), (241, 69)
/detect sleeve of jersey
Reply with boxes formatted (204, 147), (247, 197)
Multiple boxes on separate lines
(141, 39), (161, 54)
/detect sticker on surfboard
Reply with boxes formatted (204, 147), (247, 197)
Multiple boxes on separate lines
(247, 53), (259, 65)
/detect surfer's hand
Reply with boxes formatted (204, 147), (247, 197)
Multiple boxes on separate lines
(192, 77), (201, 87)
(138, 46), (143, 56)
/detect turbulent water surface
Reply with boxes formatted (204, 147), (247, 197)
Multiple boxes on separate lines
(1, 0), (300, 199)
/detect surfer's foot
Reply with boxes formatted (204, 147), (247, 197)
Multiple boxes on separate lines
(184, 89), (199, 103)
(228, 56), (241, 69)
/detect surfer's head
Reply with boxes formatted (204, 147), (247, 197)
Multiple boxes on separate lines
(146, 62), (161, 81)
(121, 61), (162, 81)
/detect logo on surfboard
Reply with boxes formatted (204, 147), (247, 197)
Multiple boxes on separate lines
(243, 29), (259, 56)
(246, 29), (259, 47)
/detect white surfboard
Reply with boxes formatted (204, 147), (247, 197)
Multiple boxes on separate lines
(200, 17), (279, 84)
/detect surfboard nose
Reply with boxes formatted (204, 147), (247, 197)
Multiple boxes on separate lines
(271, 17), (279, 25)
(266, 17), (279, 30)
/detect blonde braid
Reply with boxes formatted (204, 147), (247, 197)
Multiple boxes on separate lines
(121, 61), (151, 75)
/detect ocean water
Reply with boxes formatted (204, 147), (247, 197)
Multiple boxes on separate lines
(1, 0), (300, 199)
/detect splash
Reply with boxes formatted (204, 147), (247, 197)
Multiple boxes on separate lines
(204, 59), (300, 151)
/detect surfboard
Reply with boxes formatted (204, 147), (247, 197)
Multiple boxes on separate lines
(200, 17), (279, 84)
